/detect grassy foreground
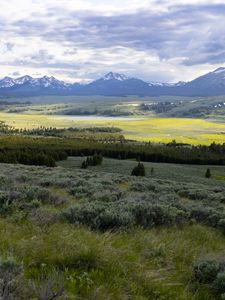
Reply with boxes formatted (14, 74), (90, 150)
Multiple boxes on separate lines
(0, 219), (224, 299)
(0, 162), (224, 298)
(0, 111), (225, 145)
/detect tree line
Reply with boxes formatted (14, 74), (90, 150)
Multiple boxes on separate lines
(0, 136), (224, 166)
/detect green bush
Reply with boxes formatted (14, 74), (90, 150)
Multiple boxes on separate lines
(218, 219), (225, 234)
(63, 201), (188, 231)
(97, 209), (134, 230)
(190, 207), (223, 227)
(193, 258), (221, 284)
(62, 202), (134, 230)
(193, 257), (225, 298)
(213, 272), (225, 295)
(132, 204), (187, 228)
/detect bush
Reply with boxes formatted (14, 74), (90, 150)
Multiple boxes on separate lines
(193, 258), (221, 284)
(28, 208), (59, 228)
(131, 163), (145, 177)
(62, 202), (134, 230)
(63, 201), (188, 231)
(130, 181), (156, 192)
(97, 209), (134, 230)
(20, 186), (50, 202)
(0, 257), (23, 298)
(0, 192), (12, 214)
(193, 257), (225, 298)
(190, 207), (223, 227)
(213, 272), (225, 295)
(193, 258), (225, 284)
(91, 190), (122, 202)
(132, 204), (187, 228)
(62, 203), (105, 229)
(218, 219), (225, 234)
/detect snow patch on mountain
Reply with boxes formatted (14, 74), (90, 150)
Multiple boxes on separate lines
(102, 72), (129, 81)
(0, 77), (15, 88)
(212, 67), (225, 74)
(14, 75), (33, 85)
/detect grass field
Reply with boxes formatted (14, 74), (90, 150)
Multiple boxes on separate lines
(58, 156), (225, 186)
(0, 162), (225, 298)
(1, 111), (225, 145)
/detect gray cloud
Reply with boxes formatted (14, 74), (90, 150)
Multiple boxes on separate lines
(5, 4), (225, 66)
(30, 49), (54, 62)
(5, 42), (14, 51)
(1, 1), (225, 81)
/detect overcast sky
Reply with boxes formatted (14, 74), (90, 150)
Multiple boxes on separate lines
(1, 0), (225, 83)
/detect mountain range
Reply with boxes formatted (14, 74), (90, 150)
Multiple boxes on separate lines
(1, 68), (225, 97)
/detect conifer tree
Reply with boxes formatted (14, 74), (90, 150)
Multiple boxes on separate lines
(131, 162), (145, 176)
(205, 168), (211, 178)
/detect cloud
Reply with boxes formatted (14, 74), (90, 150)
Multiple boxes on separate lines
(0, 0), (225, 82)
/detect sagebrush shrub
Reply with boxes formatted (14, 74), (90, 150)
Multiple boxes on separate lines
(213, 272), (225, 295)
(193, 258), (221, 284)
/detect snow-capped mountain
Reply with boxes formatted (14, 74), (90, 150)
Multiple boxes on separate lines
(0, 77), (16, 88)
(14, 75), (33, 85)
(1, 68), (225, 96)
(0, 75), (71, 94)
(102, 72), (129, 81)
(31, 76), (69, 89)
(148, 81), (172, 87)
(82, 72), (151, 96)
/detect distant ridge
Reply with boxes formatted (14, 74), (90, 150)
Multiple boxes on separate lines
(1, 68), (225, 97)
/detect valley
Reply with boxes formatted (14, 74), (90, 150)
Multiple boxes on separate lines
(2, 1), (225, 298)
(0, 93), (224, 298)
(0, 96), (225, 145)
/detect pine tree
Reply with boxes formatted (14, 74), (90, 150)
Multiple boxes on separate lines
(81, 160), (88, 169)
(131, 162), (145, 176)
(205, 168), (211, 178)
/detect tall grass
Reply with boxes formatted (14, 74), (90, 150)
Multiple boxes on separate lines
(0, 162), (223, 298)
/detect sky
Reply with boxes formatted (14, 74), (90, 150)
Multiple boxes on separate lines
(1, 0), (225, 83)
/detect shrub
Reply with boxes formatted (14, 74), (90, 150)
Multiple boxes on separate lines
(0, 257), (23, 299)
(62, 203), (105, 229)
(192, 258), (223, 284)
(97, 209), (134, 230)
(213, 272), (225, 295)
(190, 207), (223, 227)
(20, 186), (50, 202)
(130, 181), (156, 192)
(28, 208), (59, 228)
(132, 204), (187, 228)
(33, 278), (64, 300)
(177, 188), (208, 200)
(131, 163), (145, 177)
(218, 219), (225, 234)
(63, 201), (188, 231)
(0, 192), (13, 214)
(91, 190), (122, 202)
(193, 257), (225, 298)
